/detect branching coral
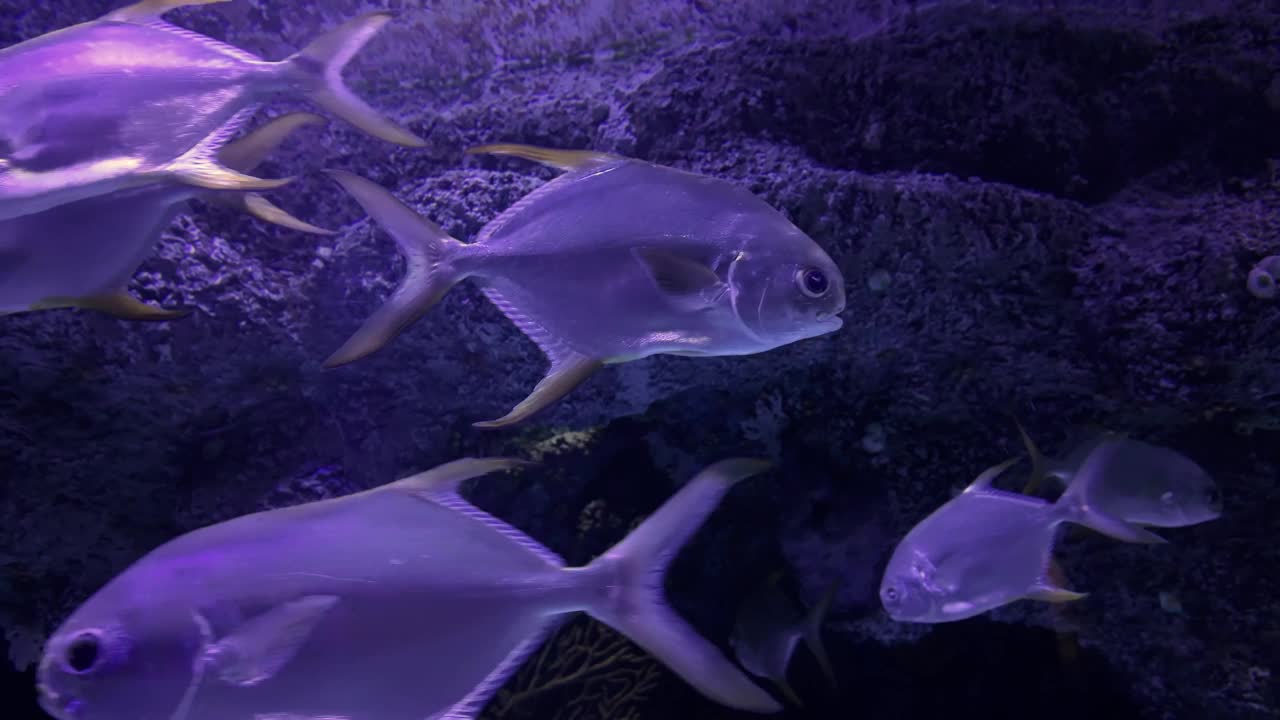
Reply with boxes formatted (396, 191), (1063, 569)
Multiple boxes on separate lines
(482, 617), (663, 720)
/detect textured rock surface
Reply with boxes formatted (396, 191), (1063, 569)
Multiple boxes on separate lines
(2, 1), (1279, 719)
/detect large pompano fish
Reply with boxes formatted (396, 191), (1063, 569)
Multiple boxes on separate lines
(325, 143), (847, 427)
(0, 0), (423, 221)
(878, 455), (1166, 624)
(35, 458), (783, 720)
(0, 112), (331, 319)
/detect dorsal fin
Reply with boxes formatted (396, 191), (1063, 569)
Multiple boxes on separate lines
(101, 0), (228, 22)
(964, 456), (1022, 494)
(389, 458), (563, 568)
(466, 143), (621, 172)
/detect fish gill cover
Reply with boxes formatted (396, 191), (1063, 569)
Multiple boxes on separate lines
(0, 0), (1278, 719)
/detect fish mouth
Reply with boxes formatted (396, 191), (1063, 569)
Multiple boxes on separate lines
(816, 315), (843, 332)
(37, 683), (72, 720)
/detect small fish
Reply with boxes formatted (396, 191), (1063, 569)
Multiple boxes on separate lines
(730, 571), (839, 706)
(0, 113), (331, 319)
(879, 455), (1165, 623)
(0, 0), (423, 221)
(325, 143), (846, 427)
(36, 458), (783, 720)
(1016, 424), (1222, 529)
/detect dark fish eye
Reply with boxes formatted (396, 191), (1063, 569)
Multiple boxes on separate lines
(1204, 487), (1221, 505)
(883, 587), (899, 603)
(796, 268), (829, 298)
(64, 632), (101, 674)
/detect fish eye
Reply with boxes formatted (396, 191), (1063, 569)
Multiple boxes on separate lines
(63, 631), (102, 674)
(1160, 491), (1175, 505)
(882, 586), (900, 604)
(1203, 487), (1221, 505)
(796, 268), (829, 298)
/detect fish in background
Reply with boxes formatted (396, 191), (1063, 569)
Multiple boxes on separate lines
(730, 571), (839, 706)
(0, 113), (331, 319)
(0, 0), (423, 221)
(1014, 421), (1223, 531)
(324, 143), (846, 427)
(35, 458), (783, 720)
(879, 454), (1165, 624)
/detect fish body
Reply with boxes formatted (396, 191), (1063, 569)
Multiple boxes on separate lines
(879, 456), (1164, 623)
(1018, 428), (1222, 528)
(0, 1), (422, 221)
(37, 458), (782, 720)
(326, 144), (846, 427)
(0, 113), (329, 318)
(730, 574), (837, 705)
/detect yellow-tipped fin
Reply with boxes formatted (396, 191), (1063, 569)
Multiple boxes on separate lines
(322, 169), (466, 368)
(217, 113), (326, 174)
(1013, 416), (1050, 495)
(473, 354), (603, 429)
(237, 194), (335, 235)
(102, 0), (228, 22)
(171, 163), (294, 193)
(466, 143), (620, 172)
(32, 290), (189, 321)
(1028, 585), (1089, 604)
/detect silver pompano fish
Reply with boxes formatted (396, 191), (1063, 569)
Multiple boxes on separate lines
(0, 0), (422, 221)
(1016, 425), (1222, 529)
(0, 113), (331, 319)
(325, 143), (846, 427)
(730, 572), (838, 706)
(879, 455), (1166, 624)
(36, 458), (783, 720)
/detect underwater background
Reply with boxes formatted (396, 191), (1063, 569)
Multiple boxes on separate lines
(2, 0), (1279, 718)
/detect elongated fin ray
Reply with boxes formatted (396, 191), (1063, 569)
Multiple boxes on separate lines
(1013, 416), (1051, 495)
(233, 194), (334, 235)
(1028, 585), (1088, 604)
(102, 0), (227, 22)
(466, 143), (620, 172)
(582, 459), (782, 713)
(288, 13), (425, 147)
(772, 675), (803, 707)
(473, 353), (602, 429)
(803, 579), (839, 692)
(217, 113), (326, 174)
(324, 170), (465, 367)
(964, 456), (1022, 494)
(432, 618), (566, 720)
(31, 290), (189, 321)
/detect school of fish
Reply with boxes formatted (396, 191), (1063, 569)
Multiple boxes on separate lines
(1, 1), (1224, 718)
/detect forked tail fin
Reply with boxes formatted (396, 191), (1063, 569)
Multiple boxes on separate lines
(287, 13), (425, 147)
(580, 459), (783, 714)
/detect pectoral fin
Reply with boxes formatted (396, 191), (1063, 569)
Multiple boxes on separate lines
(631, 247), (725, 310)
(32, 290), (189, 321)
(205, 595), (339, 687)
(102, 0), (228, 22)
(473, 353), (602, 429)
(466, 143), (619, 172)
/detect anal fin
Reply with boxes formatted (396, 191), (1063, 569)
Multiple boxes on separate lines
(429, 618), (566, 720)
(32, 290), (189, 321)
(466, 143), (619, 172)
(1028, 585), (1088, 604)
(473, 352), (602, 429)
